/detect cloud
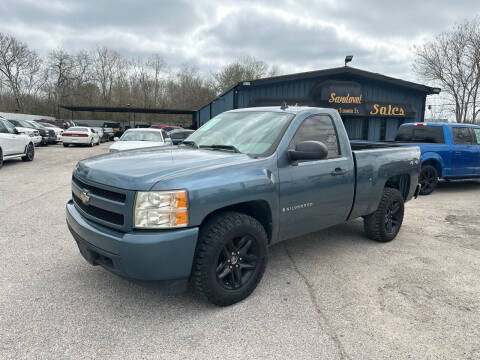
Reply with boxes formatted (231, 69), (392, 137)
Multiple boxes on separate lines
(0, 0), (478, 82)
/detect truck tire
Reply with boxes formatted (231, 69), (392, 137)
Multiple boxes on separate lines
(192, 211), (268, 306)
(419, 165), (438, 195)
(364, 188), (404, 242)
(21, 143), (35, 161)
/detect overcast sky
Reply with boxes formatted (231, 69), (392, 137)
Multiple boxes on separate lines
(1, 0), (479, 83)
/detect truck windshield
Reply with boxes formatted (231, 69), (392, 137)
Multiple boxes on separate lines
(185, 111), (294, 156)
(120, 131), (163, 142)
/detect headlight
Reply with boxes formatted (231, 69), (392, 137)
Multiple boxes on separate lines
(134, 190), (188, 229)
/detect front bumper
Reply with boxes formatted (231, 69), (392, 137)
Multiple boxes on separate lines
(66, 200), (199, 281)
(31, 135), (42, 145)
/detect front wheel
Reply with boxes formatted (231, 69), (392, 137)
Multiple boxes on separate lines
(21, 143), (35, 161)
(419, 165), (438, 195)
(364, 188), (404, 242)
(192, 212), (268, 306)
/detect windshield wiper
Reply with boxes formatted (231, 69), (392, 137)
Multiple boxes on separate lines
(181, 140), (199, 148)
(199, 144), (241, 153)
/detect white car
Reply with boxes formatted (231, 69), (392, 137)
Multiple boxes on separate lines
(109, 128), (171, 153)
(6, 119), (43, 146)
(62, 127), (100, 147)
(0, 117), (35, 168)
(35, 122), (64, 142)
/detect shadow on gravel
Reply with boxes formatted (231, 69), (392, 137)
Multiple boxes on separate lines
(435, 179), (480, 193)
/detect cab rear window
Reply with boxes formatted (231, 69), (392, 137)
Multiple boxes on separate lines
(395, 126), (445, 143)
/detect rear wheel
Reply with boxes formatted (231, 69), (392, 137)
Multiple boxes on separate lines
(89, 138), (94, 147)
(364, 188), (404, 242)
(193, 212), (268, 306)
(419, 165), (438, 195)
(21, 143), (34, 161)
(0, 148), (3, 169)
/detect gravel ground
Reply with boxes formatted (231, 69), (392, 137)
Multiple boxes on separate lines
(1, 143), (479, 359)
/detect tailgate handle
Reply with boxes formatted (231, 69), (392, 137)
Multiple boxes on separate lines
(331, 168), (348, 176)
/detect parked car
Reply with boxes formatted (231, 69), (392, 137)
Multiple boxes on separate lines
(0, 117), (35, 168)
(103, 122), (123, 137)
(150, 124), (182, 132)
(5, 119), (42, 146)
(167, 129), (195, 145)
(394, 122), (480, 195)
(35, 122), (64, 143)
(109, 128), (171, 153)
(66, 106), (421, 306)
(36, 119), (76, 130)
(92, 127), (108, 143)
(8, 119), (55, 145)
(62, 127), (100, 147)
(102, 127), (115, 141)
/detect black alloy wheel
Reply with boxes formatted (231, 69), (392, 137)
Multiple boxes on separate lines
(364, 187), (405, 242)
(216, 234), (260, 291)
(193, 212), (268, 306)
(384, 199), (402, 236)
(419, 165), (438, 195)
(22, 143), (35, 161)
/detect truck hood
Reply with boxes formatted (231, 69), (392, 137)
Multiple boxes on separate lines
(75, 147), (253, 190)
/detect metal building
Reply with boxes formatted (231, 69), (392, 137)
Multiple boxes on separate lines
(196, 66), (440, 140)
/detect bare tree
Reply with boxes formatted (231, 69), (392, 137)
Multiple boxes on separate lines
(212, 55), (278, 94)
(91, 47), (122, 105)
(413, 18), (480, 123)
(0, 33), (43, 111)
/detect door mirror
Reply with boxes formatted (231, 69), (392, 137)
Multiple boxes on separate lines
(114, 137), (119, 142)
(13, 127), (20, 134)
(288, 141), (328, 162)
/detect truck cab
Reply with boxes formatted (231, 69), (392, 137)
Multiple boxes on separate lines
(395, 122), (480, 194)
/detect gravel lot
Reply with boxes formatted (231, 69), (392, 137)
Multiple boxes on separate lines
(1, 143), (480, 359)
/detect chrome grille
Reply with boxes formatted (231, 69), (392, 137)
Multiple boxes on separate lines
(71, 174), (133, 231)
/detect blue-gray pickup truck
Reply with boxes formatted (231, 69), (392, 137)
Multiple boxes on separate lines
(66, 106), (421, 306)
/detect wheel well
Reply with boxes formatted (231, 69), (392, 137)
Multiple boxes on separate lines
(385, 174), (410, 200)
(422, 159), (442, 177)
(201, 201), (273, 243)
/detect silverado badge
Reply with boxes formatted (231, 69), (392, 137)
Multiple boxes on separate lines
(80, 191), (90, 205)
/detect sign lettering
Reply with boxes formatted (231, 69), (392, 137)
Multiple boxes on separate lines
(328, 92), (363, 104)
(369, 104), (405, 116)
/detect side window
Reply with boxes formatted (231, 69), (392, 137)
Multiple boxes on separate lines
(290, 115), (340, 158)
(0, 120), (8, 133)
(3, 120), (16, 134)
(473, 129), (480, 145)
(452, 127), (474, 145)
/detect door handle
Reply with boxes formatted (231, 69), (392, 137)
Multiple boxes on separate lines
(331, 168), (348, 176)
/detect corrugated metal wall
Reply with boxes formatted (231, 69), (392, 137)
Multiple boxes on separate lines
(196, 73), (428, 140)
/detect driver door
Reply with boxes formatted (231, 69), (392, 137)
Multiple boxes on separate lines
(278, 115), (355, 241)
(2, 119), (24, 154)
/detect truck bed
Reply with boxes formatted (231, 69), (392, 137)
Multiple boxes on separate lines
(348, 144), (421, 220)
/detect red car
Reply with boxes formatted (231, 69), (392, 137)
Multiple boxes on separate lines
(150, 124), (183, 132)
(36, 119), (76, 130)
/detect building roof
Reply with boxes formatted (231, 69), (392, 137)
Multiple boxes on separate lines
(206, 66), (441, 109)
(244, 66), (440, 94)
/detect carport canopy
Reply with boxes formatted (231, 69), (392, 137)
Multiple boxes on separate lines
(58, 105), (197, 128)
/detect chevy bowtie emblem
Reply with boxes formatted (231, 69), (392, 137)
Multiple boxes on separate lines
(80, 191), (90, 204)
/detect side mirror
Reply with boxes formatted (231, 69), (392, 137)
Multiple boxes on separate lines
(288, 141), (328, 162)
(114, 137), (119, 142)
(14, 127), (20, 134)
(165, 138), (172, 144)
